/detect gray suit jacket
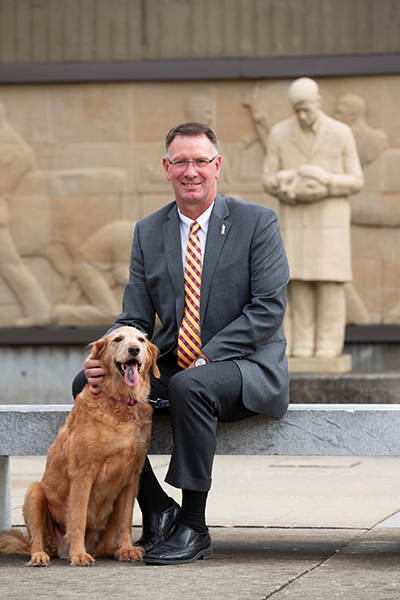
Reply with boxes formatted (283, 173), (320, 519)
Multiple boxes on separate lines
(112, 194), (290, 418)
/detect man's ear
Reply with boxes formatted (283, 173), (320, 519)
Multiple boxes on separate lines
(147, 341), (160, 379)
(162, 157), (171, 181)
(88, 337), (106, 360)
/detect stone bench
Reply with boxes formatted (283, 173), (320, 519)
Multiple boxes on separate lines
(1, 403), (400, 530)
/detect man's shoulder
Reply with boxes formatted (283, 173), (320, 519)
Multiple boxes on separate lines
(217, 194), (277, 221)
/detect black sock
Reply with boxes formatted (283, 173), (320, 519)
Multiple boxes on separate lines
(137, 463), (172, 515)
(177, 490), (208, 533)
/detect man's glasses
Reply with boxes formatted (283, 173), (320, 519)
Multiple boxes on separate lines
(167, 156), (218, 172)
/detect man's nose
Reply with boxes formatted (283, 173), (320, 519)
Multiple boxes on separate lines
(183, 161), (197, 175)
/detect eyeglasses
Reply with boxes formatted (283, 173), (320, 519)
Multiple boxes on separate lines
(167, 156), (218, 171)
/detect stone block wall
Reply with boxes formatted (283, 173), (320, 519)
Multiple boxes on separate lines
(0, 0), (398, 63)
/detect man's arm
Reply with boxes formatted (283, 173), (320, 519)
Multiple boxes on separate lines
(106, 222), (157, 338)
(327, 126), (364, 196)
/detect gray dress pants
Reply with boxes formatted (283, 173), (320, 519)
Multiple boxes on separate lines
(150, 353), (257, 492)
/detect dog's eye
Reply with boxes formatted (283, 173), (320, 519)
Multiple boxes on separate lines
(138, 337), (145, 342)
(113, 337), (124, 343)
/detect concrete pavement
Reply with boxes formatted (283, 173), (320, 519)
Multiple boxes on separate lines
(2, 455), (400, 599)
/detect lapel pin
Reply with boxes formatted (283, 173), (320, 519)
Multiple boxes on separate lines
(221, 224), (226, 235)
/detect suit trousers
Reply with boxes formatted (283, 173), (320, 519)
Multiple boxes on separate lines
(72, 353), (257, 494)
(149, 353), (257, 492)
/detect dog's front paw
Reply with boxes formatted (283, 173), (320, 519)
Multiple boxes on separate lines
(70, 551), (95, 566)
(29, 551), (50, 567)
(117, 545), (144, 562)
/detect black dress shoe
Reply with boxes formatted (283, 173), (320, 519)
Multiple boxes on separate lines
(133, 500), (180, 554)
(143, 523), (213, 565)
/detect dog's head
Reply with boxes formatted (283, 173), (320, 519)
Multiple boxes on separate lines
(89, 327), (160, 401)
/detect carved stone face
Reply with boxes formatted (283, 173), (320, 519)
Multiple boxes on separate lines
(334, 98), (361, 126)
(292, 97), (320, 129)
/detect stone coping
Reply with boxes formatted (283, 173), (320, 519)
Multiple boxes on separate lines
(0, 54), (399, 83)
(2, 325), (400, 346)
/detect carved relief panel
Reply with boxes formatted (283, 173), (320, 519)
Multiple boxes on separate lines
(0, 76), (399, 327)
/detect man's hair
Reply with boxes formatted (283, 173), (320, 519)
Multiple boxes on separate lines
(165, 122), (218, 156)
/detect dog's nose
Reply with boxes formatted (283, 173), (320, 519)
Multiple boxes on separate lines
(128, 345), (140, 357)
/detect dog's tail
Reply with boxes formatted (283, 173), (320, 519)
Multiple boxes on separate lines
(0, 529), (31, 555)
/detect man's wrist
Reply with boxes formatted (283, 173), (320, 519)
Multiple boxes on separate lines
(194, 352), (212, 367)
(194, 356), (207, 367)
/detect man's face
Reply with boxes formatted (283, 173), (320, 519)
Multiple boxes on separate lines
(292, 97), (320, 129)
(163, 134), (221, 217)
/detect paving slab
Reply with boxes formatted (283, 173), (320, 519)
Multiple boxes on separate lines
(0, 527), (364, 600)
(271, 528), (400, 600)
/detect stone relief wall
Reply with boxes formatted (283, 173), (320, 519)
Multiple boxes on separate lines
(0, 76), (399, 328)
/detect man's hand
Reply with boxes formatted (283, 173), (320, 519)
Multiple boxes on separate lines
(297, 164), (332, 186)
(84, 356), (107, 394)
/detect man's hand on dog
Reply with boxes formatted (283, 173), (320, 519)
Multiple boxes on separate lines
(84, 357), (106, 394)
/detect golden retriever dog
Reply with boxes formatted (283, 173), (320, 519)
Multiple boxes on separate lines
(0, 326), (159, 566)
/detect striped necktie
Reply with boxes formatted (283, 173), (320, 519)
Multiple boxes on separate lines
(178, 221), (202, 369)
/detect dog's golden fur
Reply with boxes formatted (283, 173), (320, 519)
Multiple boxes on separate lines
(0, 326), (159, 566)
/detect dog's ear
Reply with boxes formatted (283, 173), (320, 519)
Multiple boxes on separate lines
(88, 337), (107, 360)
(147, 341), (160, 379)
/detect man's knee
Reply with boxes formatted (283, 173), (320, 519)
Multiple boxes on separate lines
(168, 369), (212, 410)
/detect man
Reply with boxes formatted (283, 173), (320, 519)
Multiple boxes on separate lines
(263, 78), (364, 358)
(76, 122), (289, 564)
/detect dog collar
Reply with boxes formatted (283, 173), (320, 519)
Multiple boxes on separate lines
(112, 396), (138, 406)
(146, 398), (170, 409)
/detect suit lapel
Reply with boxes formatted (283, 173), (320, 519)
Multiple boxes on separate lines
(200, 195), (230, 325)
(163, 204), (185, 323)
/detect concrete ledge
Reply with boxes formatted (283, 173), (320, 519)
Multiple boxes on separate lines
(2, 404), (400, 457)
(290, 372), (400, 404)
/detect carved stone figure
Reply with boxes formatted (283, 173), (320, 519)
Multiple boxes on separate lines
(334, 93), (390, 325)
(263, 78), (364, 360)
(52, 220), (135, 326)
(242, 82), (270, 153)
(0, 102), (52, 327)
(334, 93), (400, 325)
(334, 94), (389, 168)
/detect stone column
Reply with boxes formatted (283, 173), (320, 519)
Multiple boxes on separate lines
(0, 456), (11, 530)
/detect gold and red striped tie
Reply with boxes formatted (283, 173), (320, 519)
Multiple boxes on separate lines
(178, 221), (202, 369)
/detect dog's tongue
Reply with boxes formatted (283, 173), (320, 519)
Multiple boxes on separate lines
(124, 363), (140, 387)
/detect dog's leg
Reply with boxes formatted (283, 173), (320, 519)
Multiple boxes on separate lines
(92, 511), (118, 558)
(23, 482), (52, 566)
(114, 476), (144, 562)
(66, 475), (96, 566)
